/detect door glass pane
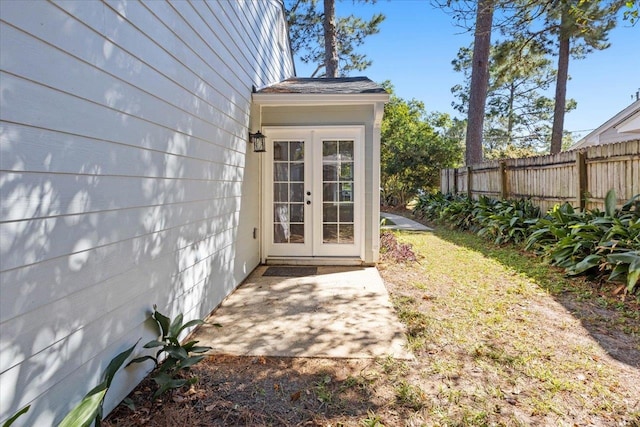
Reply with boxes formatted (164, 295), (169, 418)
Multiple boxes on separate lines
(290, 183), (304, 202)
(274, 183), (288, 202)
(291, 163), (304, 181)
(274, 204), (288, 223)
(339, 203), (353, 222)
(322, 139), (354, 244)
(272, 141), (305, 244)
(290, 224), (304, 243)
(340, 225), (354, 243)
(339, 140), (354, 160)
(323, 224), (338, 243)
(273, 142), (288, 161)
(290, 204), (304, 222)
(323, 140), (338, 157)
(340, 163), (353, 180)
(274, 163), (288, 181)
(323, 164), (338, 181)
(339, 183), (352, 201)
(274, 224), (287, 243)
(323, 183), (338, 202)
(290, 142), (304, 160)
(323, 203), (338, 222)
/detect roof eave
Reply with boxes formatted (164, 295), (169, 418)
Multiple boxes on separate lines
(252, 92), (390, 106)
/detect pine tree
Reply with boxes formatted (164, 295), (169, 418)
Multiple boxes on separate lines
(464, 0), (494, 165)
(452, 37), (576, 157)
(545, 0), (625, 154)
(285, 0), (384, 77)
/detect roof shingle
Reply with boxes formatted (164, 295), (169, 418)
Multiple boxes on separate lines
(256, 77), (387, 95)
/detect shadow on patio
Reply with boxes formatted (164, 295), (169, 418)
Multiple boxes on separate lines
(192, 266), (413, 360)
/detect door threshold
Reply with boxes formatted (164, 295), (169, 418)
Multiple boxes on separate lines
(264, 257), (366, 266)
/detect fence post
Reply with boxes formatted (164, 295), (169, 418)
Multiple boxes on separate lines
(453, 169), (458, 194)
(466, 166), (472, 199)
(576, 151), (587, 210)
(446, 169), (451, 193)
(500, 161), (508, 200)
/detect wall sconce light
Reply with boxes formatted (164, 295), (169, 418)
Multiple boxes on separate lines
(249, 130), (266, 153)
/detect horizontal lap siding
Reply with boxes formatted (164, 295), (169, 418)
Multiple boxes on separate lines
(0, 0), (294, 425)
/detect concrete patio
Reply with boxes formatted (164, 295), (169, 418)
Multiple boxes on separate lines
(193, 266), (412, 360)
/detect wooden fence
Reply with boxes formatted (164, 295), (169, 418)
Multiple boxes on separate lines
(440, 139), (640, 212)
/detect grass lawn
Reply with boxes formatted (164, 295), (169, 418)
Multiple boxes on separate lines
(105, 225), (639, 426)
(381, 228), (639, 426)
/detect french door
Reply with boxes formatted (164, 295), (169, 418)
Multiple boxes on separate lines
(263, 127), (364, 259)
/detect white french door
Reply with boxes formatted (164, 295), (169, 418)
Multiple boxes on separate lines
(263, 127), (364, 259)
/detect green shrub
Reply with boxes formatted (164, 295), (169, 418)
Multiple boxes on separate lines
(526, 191), (639, 293)
(413, 190), (639, 294)
(129, 305), (213, 397)
(476, 198), (540, 245)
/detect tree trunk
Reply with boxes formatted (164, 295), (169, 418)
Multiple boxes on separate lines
(323, 0), (339, 77)
(465, 0), (494, 165)
(507, 81), (515, 145)
(550, 6), (570, 154)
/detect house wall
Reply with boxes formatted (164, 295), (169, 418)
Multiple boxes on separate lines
(261, 105), (381, 263)
(0, 1), (294, 425)
(571, 101), (640, 149)
(581, 126), (639, 147)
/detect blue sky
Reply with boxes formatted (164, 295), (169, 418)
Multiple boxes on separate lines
(293, 0), (640, 140)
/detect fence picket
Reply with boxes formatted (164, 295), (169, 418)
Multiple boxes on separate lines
(440, 139), (640, 211)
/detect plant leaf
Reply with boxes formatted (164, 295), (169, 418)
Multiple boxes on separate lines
(607, 251), (640, 265)
(104, 342), (137, 388)
(168, 313), (184, 338)
(127, 355), (156, 366)
(143, 340), (167, 349)
(604, 189), (616, 217)
(567, 254), (602, 275)
(189, 345), (212, 354)
(153, 308), (171, 338)
(176, 355), (206, 370)
(152, 373), (188, 398)
(2, 405), (30, 427)
(627, 268), (639, 293)
(177, 319), (204, 336)
(58, 388), (107, 427)
(122, 398), (136, 412)
(165, 346), (188, 360)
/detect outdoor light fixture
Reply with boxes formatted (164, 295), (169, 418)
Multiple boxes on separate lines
(249, 130), (266, 153)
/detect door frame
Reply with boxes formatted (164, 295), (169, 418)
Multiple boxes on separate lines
(261, 125), (365, 262)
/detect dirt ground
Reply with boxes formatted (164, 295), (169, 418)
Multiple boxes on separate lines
(105, 215), (640, 427)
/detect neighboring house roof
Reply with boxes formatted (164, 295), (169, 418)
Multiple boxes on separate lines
(256, 77), (388, 95)
(570, 99), (640, 150)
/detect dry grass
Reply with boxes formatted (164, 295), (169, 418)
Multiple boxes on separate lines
(382, 229), (639, 426)
(105, 224), (640, 426)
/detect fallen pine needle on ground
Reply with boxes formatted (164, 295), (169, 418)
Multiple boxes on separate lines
(105, 222), (639, 426)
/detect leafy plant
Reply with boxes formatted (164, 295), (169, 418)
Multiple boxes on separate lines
(606, 251), (640, 293)
(59, 342), (137, 427)
(361, 410), (385, 427)
(527, 190), (639, 292)
(129, 305), (212, 397)
(380, 231), (417, 262)
(476, 197), (540, 244)
(415, 190), (639, 294)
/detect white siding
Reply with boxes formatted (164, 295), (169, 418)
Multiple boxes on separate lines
(0, 0), (294, 425)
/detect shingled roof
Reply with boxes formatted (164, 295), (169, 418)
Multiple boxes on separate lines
(256, 77), (387, 95)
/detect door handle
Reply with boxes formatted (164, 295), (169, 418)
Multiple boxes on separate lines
(306, 200), (311, 205)
(306, 191), (311, 196)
